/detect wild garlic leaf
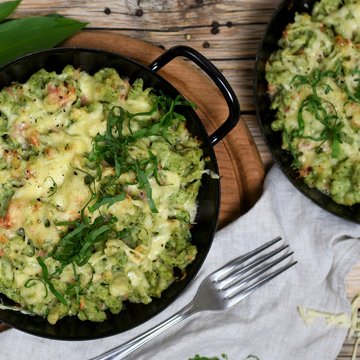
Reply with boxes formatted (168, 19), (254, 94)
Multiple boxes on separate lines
(0, 0), (21, 23)
(0, 16), (87, 66)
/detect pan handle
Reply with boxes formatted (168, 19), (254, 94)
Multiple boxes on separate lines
(148, 45), (240, 146)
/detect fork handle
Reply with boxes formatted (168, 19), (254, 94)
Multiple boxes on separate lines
(91, 302), (197, 360)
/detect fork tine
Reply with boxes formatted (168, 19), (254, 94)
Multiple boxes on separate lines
(224, 260), (297, 307)
(218, 244), (290, 287)
(212, 236), (282, 281)
(222, 250), (294, 294)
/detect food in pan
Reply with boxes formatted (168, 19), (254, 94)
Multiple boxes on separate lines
(266, 0), (360, 205)
(0, 65), (205, 324)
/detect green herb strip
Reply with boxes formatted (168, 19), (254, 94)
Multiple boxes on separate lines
(297, 94), (342, 158)
(24, 278), (48, 298)
(43, 176), (58, 198)
(289, 61), (350, 160)
(189, 354), (230, 360)
(36, 216), (116, 302)
(88, 94), (192, 213)
(88, 192), (126, 213)
(35, 92), (194, 306)
(135, 165), (158, 213)
(75, 223), (113, 266)
(37, 256), (67, 305)
(50, 216), (116, 267)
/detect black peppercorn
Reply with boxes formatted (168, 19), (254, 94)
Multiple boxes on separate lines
(203, 41), (210, 48)
(211, 21), (220, 35)
(135, 8), (143, 17)
(84, 174), (93, 185)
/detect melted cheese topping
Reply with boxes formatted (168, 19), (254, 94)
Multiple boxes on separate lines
(266, 0), (360, 205)
(0, 66), (204, 324)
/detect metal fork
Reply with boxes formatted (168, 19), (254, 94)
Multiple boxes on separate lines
(92, 236), (296, 360)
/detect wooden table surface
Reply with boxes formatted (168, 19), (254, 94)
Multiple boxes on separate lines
(10, 0), (360, 358)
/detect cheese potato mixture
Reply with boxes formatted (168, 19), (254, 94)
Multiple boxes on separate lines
(266, 0), (360, 205)
(0, 65), (205, 324)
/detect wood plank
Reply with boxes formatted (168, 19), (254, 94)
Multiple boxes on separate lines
(243, 114), (273, 170)
(14, 1), (281, 61)
(212, 59), (257, 112)
(16, 0), (283, 29)
(81, 24), (270, 60)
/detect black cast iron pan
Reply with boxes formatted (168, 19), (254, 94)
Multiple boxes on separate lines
(254, 0), (360, 222)
(0, 46), (240, 339)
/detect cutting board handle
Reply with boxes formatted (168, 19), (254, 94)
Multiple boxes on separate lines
(148, 45), (241, 146)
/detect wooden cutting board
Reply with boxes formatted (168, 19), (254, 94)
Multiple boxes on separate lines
(63, 30), (265, 228)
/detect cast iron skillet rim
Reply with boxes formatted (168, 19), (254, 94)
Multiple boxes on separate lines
(0, 46), (221, 340)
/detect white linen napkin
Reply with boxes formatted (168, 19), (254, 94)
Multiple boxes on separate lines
(1, 165), (360, 360)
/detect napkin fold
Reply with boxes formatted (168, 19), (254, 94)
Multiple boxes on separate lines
(2, 165), (360, 360)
